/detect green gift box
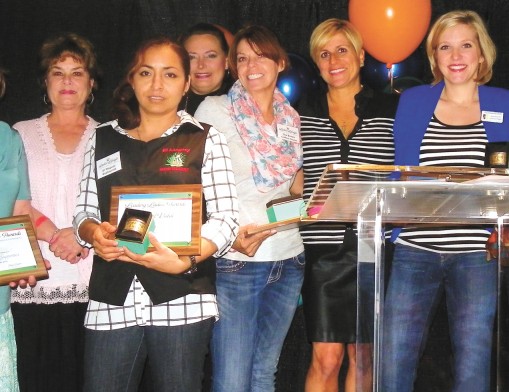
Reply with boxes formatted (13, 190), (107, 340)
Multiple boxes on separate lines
(266, 196), (306, 223)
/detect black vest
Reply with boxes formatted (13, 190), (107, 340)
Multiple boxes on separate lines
(89, 122), (215, 306)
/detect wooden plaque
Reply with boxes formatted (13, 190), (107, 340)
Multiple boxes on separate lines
(246, 217), (311, 235)
(0, 215), (48, 285)
(110, 185), (202, 256)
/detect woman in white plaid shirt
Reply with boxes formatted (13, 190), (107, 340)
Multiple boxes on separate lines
(73, 37), (239, 392)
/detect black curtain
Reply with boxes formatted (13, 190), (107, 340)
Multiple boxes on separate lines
(1, 0), (509, 125)
(0, 0), (143, 123)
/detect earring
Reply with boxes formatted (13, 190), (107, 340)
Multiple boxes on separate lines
(183, 93), (189, 113)
(86, 92), (95, 105)
(43, 94), (50, 105)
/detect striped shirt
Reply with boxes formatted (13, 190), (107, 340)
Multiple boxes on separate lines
(396, 115), (490, 253)
(297, 88), (398, 245)
(73, 112), (239, 330)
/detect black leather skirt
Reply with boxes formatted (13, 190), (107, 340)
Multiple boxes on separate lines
(302, 227), (358, 343)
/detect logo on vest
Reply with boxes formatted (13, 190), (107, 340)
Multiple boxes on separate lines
(161, 148), (190, 172)
(166, 152), (186, 167)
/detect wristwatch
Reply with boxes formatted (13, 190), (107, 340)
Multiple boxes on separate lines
(185, 255), (198, 274)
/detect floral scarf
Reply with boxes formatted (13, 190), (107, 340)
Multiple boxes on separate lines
(228, 80), (302, 192)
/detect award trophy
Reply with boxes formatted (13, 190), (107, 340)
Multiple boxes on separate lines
(485, 142), (509, 168)
(116, 208), (154, 254)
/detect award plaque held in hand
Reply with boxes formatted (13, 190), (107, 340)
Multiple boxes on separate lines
(110, 184), (202, 256)
(0, 215), (48, 285)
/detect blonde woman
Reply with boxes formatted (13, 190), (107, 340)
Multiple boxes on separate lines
(382, 10), (508, 391)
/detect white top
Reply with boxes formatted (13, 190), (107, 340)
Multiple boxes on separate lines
(195, 95), (303, 262)
(12, 114), (97, 304)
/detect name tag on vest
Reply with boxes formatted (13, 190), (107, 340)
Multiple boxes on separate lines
(97, 151), (122, 179)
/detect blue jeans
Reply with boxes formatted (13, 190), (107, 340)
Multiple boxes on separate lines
(212, 253), (305, 392)
(382, 245), (497, 392)
(83, 318), (213, 392)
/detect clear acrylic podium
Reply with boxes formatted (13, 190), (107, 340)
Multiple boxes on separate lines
(305, 164), (509, 391)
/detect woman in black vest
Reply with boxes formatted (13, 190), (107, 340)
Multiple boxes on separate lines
(72, 37), (239, 392)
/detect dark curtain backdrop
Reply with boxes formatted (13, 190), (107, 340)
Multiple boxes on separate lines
(0, 0), (508, 124)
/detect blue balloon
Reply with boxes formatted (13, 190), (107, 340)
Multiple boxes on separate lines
(277, 53), (319, 104)
(361, 49), (425, 92)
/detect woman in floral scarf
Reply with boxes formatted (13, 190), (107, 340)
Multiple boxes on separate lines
(195, 25), (304, 392)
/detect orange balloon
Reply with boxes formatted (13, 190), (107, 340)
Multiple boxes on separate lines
(349, 0), (431, 67)
(213, 24), (234, 47)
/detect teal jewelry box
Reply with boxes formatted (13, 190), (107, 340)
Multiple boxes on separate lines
(266, 195), (306, 223)
(115, 208), (155, 254)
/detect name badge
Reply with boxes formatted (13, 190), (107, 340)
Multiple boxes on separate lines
(277, 124), (300, 143)
(481, 110), (504, 123)
(97, 151), (122, 179)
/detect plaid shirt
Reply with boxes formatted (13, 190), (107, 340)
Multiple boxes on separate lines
(73, 112), (239, 330)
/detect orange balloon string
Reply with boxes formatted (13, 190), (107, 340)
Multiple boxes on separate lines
(387, 64), (394, 93)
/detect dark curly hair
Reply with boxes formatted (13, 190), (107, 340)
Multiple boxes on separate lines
(39, 32), (100, 92)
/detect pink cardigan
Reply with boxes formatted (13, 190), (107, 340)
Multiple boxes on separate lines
(12, 114), (98, 304)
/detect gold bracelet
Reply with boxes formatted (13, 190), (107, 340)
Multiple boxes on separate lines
(49, 228), (61, 243)
(124, 217), (147, 235)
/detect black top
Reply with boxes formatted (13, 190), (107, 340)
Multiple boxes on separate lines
(296, 86), (399, 245)
(178, 75), (233, 115)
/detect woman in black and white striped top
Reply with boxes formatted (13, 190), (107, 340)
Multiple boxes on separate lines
(295, 18), (398, 392)
(299, 101), (397, 245)
(382, 10), (509, 392)
(396, 116), (490, 253)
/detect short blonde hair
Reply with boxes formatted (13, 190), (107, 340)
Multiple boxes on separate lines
(426, 10), (496, 85)
(309, 19), (363, 65)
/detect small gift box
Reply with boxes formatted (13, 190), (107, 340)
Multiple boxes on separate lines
(116, 208), (155, 254)
(485, 142), (509, 168)
(266, 195), (306, 223)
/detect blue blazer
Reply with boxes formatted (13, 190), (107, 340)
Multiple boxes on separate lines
(394, 81), (509, 165)
(391, 81), (509, 241)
